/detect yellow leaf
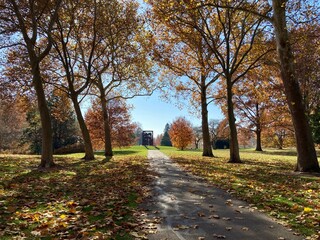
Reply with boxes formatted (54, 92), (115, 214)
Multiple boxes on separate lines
(60, 214), (67, 219)
(67, 201), (77, 207)
(32, 213), (40, 222)
(304, 207), (313, 213)
(59, 222), (68, 228)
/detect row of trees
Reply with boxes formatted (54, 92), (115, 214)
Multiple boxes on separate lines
(0, 0), (319, 172)
(0, 92), (81, 154)
(0, 0), (155, 168)
(146, 0), (320, 172)
(157, 119), (230, 150)
(0, 90), (138, 154)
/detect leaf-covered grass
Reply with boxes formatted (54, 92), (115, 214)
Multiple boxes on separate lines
(56, 145), (149, 159)
(159, 146), (320, 239)
(0, 146), (153, 239)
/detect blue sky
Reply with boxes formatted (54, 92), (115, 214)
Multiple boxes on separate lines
(127, 90), (224, 137)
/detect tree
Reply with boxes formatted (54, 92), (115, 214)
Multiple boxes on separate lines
(234, 60), (280, 151)
(193, 126), (202, 149)
(22, 90), (80, 154)
(1, 0), (62, 168)
(200, 4), (272, 162)
(47, 90), (80, 150)
(22, 107), (42, 154)
(292, 24), (320, 116)
(262, 97), (295, 149)
(85, 99), (136, 150)
(238, 127), (254, 149)
(154, 134), (163, 146)
(199, 0), (319, 172)
(50, 0), (96, 160)
(0, 97), (27, 152)
(85, 0), (154, 157)
(148, 2), (218, 157)
(169, 117), (194, 150)
(208, 119), (220, 149)
(133, 124), (143, 145)
(291, 24), (320, 145)
(160, 123), (172, 146)
(272, 1), (319, 171)
(148, 0), (273, 162)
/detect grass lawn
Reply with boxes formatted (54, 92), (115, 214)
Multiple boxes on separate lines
(159, 146), (320, 239)
(0, 146), (153, 239)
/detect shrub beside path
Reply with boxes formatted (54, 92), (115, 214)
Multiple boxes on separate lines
(141, 150), (302, 240)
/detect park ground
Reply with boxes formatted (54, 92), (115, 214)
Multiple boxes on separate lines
(0, 146), (319, 239)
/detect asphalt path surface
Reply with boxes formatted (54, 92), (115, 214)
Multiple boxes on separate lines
(141, 150), (303, 240)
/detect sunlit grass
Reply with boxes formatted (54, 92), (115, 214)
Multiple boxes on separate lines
(0, 146), (152, 239)
(159, 146), (320, 238)
(56, 145), (148, 159)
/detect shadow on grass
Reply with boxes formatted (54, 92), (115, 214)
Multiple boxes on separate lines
(260, 149), (320, 157)
(95, 150), (139, 156)
(0, 155), (152, 239)
(261, 149), (298, 156)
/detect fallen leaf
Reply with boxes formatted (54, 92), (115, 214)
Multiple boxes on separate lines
(198, 212), (206, 217)
(213, 234), (226, 239)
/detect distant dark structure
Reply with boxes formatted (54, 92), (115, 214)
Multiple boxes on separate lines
(214, 139), (230, 149)
(142, 131), (153, 146)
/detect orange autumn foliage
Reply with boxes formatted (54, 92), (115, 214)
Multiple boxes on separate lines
(85, 99), (136, 150)
(169, 117), (194, 150)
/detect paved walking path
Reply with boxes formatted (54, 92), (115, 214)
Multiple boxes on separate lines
(141, 150), (302, 240)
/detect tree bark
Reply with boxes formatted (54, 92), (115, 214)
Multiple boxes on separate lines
(100, 93), (113, 157)
(71, 95), (95, 160)
(255, 123), (263, 151)
(272, 0), (319, 172)
(227, 82), (242, 163)
(201, 81), (214, 157)
(32, 62), (55, 168)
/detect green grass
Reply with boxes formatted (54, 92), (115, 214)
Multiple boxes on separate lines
(56, 145), (148, 159)
(159, 147), (320, 239)
(0, 146), (152, 239)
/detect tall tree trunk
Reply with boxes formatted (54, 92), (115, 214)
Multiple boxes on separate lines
(32, 62), (55, 168)
(201, 83), (214, 157)
(255, 123), (263, 151)
(100, 94), (113, 157)
(71, 95), (95, 160)
(272, 0), (319, 172)
(227, 82), (242, 163)
(255, 103), (263, 151)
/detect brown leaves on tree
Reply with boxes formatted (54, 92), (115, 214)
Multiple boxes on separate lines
(85, 99), (137, 150)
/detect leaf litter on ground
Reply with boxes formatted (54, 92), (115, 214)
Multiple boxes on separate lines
(0, 147), (156, 239)
(159, 147), (320, 239)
